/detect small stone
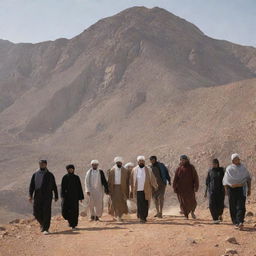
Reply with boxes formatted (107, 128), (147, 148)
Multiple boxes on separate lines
(225, 248), (238, 255)
(225, 237), (238, 244)
(214, 244), (219, 247)
(187, 238), (197, 244)
(19, 219), (28, 224)
(0, 227), (6, 231)
(2, 232), (8, 237)
(246, 211), (254, 217)
(9, 219), (20, 224)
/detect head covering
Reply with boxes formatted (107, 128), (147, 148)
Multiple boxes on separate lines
(39, 160), (47, 164)
(137, 156), (145, 162)
(114, 156), (123, 163)
(91, 159), (99, 165)
(231, 153), (240, 161)
(212, 158), (219, 165)
(180, 155), (189, 160)
(150, 156), (157, 161)
(66, 164), (75, 170)
(124, 162), (134, 168)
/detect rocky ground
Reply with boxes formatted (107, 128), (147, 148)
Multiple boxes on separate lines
(1, 204), (256, 256)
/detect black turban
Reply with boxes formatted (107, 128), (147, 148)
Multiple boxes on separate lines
(66, 164), (75, 170)
(180, 155), (189, 160)
(39, 160), (47, 164)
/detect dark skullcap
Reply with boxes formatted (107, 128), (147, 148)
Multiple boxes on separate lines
(180, 155), (189, 160)
(66, 164), (75, 170)
(212, 159), (219, 165)
(39, 160), (47, 164)
(150, 156), (157, 161)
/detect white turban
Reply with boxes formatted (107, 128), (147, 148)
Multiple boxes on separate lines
(114, 156), (123, 163)
(137, 155), (145, 162)
(124, 162), (134, 168)
(91, 159), (99, 165)
(231, 153), (240, 161)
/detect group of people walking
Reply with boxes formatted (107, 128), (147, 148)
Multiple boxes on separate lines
(29, 153), (251, 235)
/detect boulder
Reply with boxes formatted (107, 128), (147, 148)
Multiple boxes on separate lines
(246, 211), (254, 217)
(225, 249), (238, 255)
(225, 237), (238, 244)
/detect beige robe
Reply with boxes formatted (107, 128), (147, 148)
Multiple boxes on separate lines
(85, 169), (104, 217)
(108, 167), (129, 217)
(130, 166), (158, 201)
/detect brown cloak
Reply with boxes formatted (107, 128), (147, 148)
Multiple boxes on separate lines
(173, 163), (199, 217)
(107, 167), (129, 217)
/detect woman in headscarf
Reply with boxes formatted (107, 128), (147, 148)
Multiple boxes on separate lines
(204, 159), (225, 224)
(223, 153), (251, 230)
(173, 155), (199, 219)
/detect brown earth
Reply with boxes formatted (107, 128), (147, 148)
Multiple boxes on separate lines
(0, 6), (256, 223)
(1, 203), (256, 256)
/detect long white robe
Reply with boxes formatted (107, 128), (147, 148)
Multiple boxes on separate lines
(85, 169), (104, 217)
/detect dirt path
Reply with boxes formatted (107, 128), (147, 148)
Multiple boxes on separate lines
(1, 206), (256, 256)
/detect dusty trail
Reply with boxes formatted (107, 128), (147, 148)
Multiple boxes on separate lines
(1, 205), (256, 256)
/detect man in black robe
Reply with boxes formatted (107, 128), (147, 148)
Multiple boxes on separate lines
(29, 160), (58, 235)
(204, 159), (225, 224)
(61, 164), (84, 229)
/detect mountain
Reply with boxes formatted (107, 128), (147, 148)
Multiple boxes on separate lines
(0, 6), (256, 223)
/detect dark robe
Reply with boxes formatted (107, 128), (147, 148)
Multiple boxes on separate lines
(61, 173), (84, 228)
(173, 163), (199, 218)
(29, 169), (58, 232)
(151, 162), (167, 216)
(206, 167), (225, 221)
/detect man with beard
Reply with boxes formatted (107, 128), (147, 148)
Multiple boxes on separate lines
(173, 155), (199, 219)
(130, 156), (158, 223)
(85, 160), (109, 221)
(108, 157), (129, 222)
(29, 160), (58, 235)
(223, 153), (251, 230)
(204, 159), (225, 224)
(150, 156), (171, 218)
(61, 165), (84, 230)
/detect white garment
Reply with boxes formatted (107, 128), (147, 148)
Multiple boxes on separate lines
(114, 167), (121, 185)
(136, 167), (146, 191)
(223, 164), (251, 186)
(85, 169), (104, 217)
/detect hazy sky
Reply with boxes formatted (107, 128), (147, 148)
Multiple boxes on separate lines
(0, 0), (255, 46)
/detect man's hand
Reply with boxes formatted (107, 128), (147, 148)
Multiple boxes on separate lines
(28, 197), (32, 203)
(80, 200), (83, 203)
(129, 192), (133, 199)
(87, 192), (90, 196)
(54, 198), (58, 202)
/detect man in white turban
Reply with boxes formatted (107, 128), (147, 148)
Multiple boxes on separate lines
(107, 157), (129, 222)
(85, 160), (109, 221)
(223, 153), (251, 230)
(130, 156), (158, 223)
